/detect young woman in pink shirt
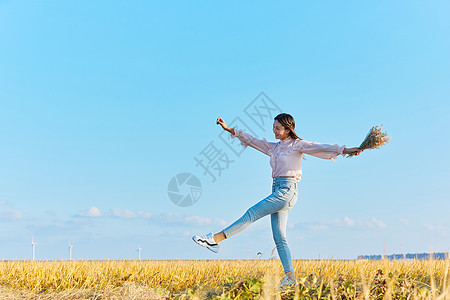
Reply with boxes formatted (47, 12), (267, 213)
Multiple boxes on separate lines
(193, 113), (362, 287)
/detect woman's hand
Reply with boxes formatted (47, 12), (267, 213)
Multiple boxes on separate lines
(343, 147), (362, 156)
(216, 117), (229, 131)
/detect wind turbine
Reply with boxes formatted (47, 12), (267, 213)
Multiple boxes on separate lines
(68, 242), (74, 261)
(31, 237), (37, 260)
(137, 246), (142, 260)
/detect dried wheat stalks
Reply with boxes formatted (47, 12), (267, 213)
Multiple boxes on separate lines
(347, 125), (391, 157)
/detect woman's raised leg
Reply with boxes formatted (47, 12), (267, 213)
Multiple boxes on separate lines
(221, 194), (288, 239)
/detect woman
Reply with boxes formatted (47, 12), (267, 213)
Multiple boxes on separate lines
(192, 113), (362, 287)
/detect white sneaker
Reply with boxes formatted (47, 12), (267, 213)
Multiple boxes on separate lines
(280, 275), (296, 288)
(192, 232), (220, 253)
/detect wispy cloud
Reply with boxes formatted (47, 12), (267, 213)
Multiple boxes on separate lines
(371, 218), (387, 229)
(0, 200), (23, 220)
(360, 218), (387, 229)
(332, 217), (355, 227)
(74, 208), (222, 228)
(75, 207), (151, 219)
(308, 224), (329, 231)
(399, 218), (410, 225)
(111, 209), (151, 219)
(154, 211), (228, 227)
(424, 223), (447, 236)
(112, 209), (136, 218)
(77, 206), (102, 217)
(0, 208), (23, 220)
(294, 216), (387, 232)
(303, 216), (355, 231)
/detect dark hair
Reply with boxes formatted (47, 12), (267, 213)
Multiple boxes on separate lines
(274, 113), (302, 140)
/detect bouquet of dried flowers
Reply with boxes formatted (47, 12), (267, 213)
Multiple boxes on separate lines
(347, 125), (391, 157)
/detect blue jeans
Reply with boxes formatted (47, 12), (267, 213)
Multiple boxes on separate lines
(222, 176), (298, 273)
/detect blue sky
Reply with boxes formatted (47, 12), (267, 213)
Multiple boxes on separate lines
(0, 0), (449, 261)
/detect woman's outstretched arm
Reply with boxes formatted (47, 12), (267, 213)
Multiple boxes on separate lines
(217, 117), (236, 135)
(295, 139), (362, 160)
(216, 117), (275, 156)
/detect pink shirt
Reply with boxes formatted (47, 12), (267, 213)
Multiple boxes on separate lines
(230, 127), (346, 182)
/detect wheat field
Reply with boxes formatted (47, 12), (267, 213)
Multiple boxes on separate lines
(0, 259), (449, 299)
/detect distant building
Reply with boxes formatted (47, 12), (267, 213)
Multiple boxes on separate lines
(357, 252), (449, 260)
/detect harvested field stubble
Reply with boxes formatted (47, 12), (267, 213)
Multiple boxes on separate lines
(0, 259), (449, 299)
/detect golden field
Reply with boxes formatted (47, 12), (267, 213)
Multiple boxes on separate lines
(0, 259), (449, 299)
